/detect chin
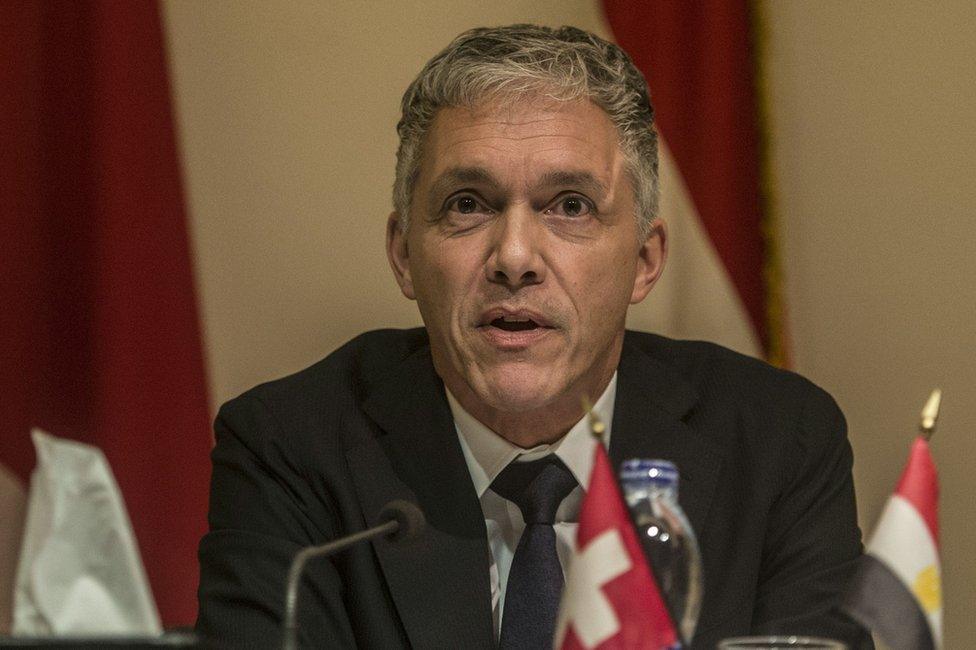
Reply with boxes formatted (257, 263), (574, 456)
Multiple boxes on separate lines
(474, 366), (564, 414)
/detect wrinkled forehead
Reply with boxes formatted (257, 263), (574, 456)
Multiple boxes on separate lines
(427, 88), (622, 144)
(418, 97), (626, 188)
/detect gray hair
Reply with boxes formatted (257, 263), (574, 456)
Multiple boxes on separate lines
(393, 24), (659, 240)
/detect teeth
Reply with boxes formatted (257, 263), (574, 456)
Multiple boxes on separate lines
(503, 316), (530, 322)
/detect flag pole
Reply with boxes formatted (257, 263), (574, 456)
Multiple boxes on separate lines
(919, 389), (942, 441)
(582, 397), (606, 440)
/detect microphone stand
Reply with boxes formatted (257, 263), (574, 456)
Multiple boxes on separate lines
(281, 505), (421, 650)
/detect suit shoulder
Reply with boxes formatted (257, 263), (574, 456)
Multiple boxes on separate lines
(624, 330), (840, 422)
(218, 327), (429, 429)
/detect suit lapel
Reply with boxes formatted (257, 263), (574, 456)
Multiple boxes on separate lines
(609, 338), (725, 538)
(343, 334), (723, 647)
(345, 346), (494, 649)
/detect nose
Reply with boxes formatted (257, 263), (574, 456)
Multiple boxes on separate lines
(485, 208), (546, 290)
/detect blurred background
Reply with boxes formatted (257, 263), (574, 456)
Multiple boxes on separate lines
(2, 0), (973, 645)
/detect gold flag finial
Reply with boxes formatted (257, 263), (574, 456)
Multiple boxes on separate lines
(919, 388), (942, 440)
(582, 397), (606, 440)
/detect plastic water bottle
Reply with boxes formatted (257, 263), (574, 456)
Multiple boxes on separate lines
(620, 459), (704, 646)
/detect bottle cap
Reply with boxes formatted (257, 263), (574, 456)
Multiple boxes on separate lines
(619, 459), (679, 488)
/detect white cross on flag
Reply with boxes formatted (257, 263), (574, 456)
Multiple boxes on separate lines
(555, 445), (680, 649)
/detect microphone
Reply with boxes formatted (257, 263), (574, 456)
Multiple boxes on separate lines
(281, 499), (426, 650)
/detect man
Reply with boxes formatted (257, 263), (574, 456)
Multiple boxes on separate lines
(197, 25), (870, 649)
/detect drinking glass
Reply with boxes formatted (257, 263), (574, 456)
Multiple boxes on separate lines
(717, 636), (847, 650)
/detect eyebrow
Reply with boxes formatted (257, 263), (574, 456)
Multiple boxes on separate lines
(537, 170), (609, 197)
(439, 166), (500, 187)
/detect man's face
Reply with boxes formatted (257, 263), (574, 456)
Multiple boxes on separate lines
(387, 97), (665, 423)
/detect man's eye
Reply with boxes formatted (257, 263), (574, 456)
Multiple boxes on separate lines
(448, 195), (488, 215)
(546, 195), (593, 218)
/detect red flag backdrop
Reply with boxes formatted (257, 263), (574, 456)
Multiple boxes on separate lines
(0, 1), (211, 627)
(602, 0), (789, 365)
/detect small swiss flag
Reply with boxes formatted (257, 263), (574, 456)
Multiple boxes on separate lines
(555, 445), (680, 649)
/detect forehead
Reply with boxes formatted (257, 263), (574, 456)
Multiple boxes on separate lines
(418, 97), (625, 188)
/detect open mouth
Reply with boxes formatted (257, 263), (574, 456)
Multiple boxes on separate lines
(489, 316), (542, 332)
(477, 309), (555, 344)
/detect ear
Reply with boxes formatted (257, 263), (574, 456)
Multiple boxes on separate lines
(386, 211), (416, 300)
(630, 217), (667, 304)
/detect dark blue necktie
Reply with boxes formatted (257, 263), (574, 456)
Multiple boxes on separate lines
(491, 455), (578, 650)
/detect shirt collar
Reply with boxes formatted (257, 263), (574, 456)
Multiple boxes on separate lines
(448, 373), (616, 497)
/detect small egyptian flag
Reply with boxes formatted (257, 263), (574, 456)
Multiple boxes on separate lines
(843, 437), (942, 649)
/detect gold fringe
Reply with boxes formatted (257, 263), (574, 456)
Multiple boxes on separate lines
(750, 0), (792, 368)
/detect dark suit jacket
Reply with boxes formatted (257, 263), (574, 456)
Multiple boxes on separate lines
(197, 328), (870, 648)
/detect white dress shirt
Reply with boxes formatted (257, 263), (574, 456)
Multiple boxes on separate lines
(446, 374), (617, 637)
